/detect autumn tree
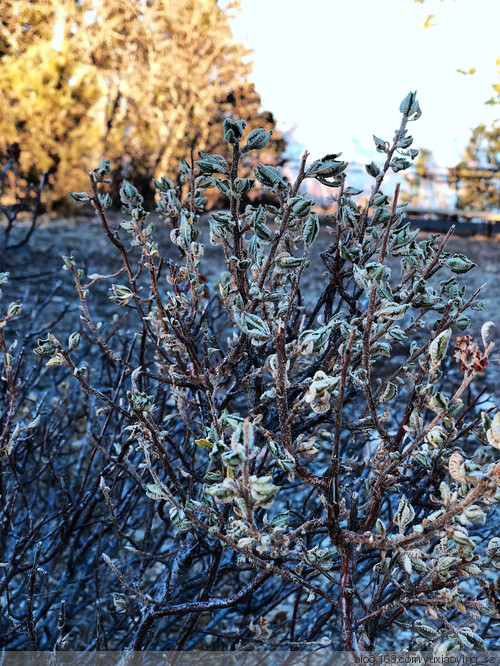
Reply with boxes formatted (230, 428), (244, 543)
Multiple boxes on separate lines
(0, 0), (285, 208)
(453, 45), (500, 212)
(452, 122), (499, 211)
(0, 2), (102, 205)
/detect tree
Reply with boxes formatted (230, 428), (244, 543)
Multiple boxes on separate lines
(453, 58), (500, 212)
(453, 122), (500, 211)
(0, 2), (102, 205)
(0, 0), (285, 208)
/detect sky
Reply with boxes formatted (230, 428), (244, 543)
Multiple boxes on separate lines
(229, 0), (500, 172)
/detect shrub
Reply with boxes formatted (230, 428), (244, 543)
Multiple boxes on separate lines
(1, 93), (499, 653)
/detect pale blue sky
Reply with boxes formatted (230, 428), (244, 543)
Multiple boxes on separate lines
(229, 0), (499, 169)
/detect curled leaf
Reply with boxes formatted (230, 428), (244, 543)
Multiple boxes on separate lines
(486, 412), (500, 450)
(481, 321), (495, 350)
(429, 329), (451, 370)
(449, 452), (466, 483)
(445, 253), (476, 275)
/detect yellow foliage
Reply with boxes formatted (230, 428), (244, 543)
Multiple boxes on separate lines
(0, 0), (282, 207)
(423, 14), (436, 29)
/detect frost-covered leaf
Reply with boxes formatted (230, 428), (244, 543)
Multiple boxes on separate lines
(302, 213), (320, 245)
(429, 329), (451, 368)
(235, 312), (271, 345)
(445, 253), (476, 274)
(394, 496), (415, 532)
(242, 128), (272, 153)
(146, 484), (169, 501)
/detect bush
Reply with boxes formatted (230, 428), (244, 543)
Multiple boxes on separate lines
(1, 93), (499, 653)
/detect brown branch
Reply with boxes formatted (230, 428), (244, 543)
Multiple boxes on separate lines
(133, 571), (270, 649)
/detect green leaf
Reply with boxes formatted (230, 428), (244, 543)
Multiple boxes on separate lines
(223, 118), (246, 144)
(390, 157), (412, 173)
(291, 197), (313, 218)
(343, 187), (363, 196)
(302, 213), (320, 245)
(399, 91), (417, 115)
(242, 128), (272, 153)
(211, 178), (231, 195)
(235, 312), (271, 345)
(373, 135), (389, 153)
(146, 484), (168, 501)
(233, 178), (255, 194)
(253, 163), (284, 190)
(445, 253), (476, 274)
(93, 157), (111, 181)
(306, 156), (348, 181)
(196, 151), (230, 175)
(365, 161), (380, 178)
(68, 191), (90, 204)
